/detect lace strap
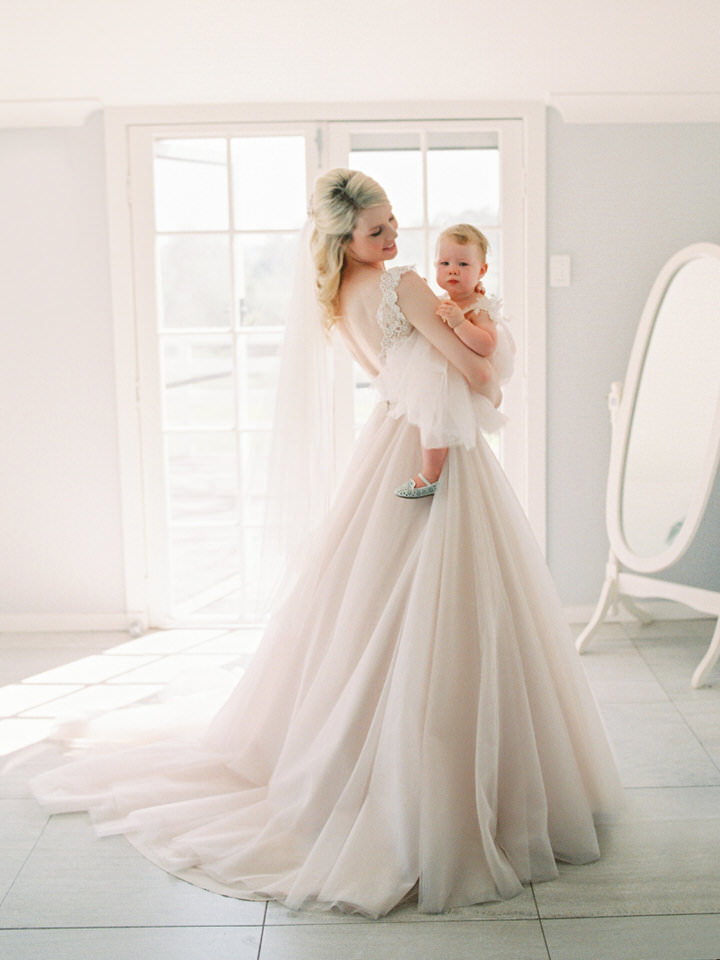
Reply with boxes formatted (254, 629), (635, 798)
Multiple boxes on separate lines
(378, 265), (415, 358)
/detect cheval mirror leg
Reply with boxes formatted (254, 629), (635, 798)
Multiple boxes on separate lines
(691, 618), (720, 689)
(576, 553), (657, 655)
(575, 556), (618, 653)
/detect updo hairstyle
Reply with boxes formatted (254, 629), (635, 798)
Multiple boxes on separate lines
(310, 168), (388, 326)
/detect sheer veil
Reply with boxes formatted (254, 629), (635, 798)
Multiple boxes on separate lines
(255, 221), (337, 615)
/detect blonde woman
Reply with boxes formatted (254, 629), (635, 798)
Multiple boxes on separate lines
(34, 169), (622, 919)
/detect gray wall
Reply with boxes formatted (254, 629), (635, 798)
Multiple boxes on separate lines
(0, 115), (126, 618)
(546, 109), (720, 604)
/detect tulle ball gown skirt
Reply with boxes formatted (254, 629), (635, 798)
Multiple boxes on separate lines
(32, 402), (622, 918)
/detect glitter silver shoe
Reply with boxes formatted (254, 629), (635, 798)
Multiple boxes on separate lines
(394, 473), (438, 499)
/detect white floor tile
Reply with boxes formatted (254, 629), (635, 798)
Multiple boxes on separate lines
(104, 653), (240, 684)
(26, 655), (159, 685)
(0, 926), (262, 960)
(259, 918), (549, 960)
(0, 854), (27, 901)
(534, 819), (720, 918)
(0, 845), (266, 927)
(32, 811), (140, 857)
(106, 629), (226, 656)
(543, 913), (720, 960)
(570, 622), (631, 643)
(0, 633), (128, 685)
(674, 700), (720, 769)
(192, 628), (264, 655)
(0, 684), (83, 717)
(632, 633), (720, 696)
(0, 798), (48, 899)
(0, 718), (57, 757)
(0, 741), (66, 798)
(0, 798), (48, 849)
(601, 701), (720, 787)
(578, 648), (669, 703)
(20, 684), (163, 718)
(622, 785), (720, 821)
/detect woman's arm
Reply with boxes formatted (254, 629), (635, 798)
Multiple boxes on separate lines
(396, 272), (501, 405)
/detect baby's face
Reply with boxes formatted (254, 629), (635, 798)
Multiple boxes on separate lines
(435, 239), (487, 299)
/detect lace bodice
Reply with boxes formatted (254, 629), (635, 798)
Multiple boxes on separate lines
(377, 266), (415, 358)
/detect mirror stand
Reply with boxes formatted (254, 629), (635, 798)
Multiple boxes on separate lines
(577, 238), (720, 690)
(576, 549), (720, 688)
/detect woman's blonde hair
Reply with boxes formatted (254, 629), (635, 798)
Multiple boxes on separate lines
(436, 223), (489, 261)
(310, 168), (388, 326)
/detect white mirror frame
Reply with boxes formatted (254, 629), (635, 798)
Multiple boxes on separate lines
(607, 242), (720, 574)
(577, 242), (720, 688)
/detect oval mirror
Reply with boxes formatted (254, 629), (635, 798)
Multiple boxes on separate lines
(608, 243), (720, 573)
(579, 242), (720, 688)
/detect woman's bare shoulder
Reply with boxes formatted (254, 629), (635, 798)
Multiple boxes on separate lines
(339, 265), (383, 317)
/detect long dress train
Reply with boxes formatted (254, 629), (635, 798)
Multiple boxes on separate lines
(32, 266), (622, 918)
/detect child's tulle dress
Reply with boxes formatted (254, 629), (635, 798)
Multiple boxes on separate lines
(374, 268), (516, 449)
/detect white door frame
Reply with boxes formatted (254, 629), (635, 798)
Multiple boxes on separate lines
(104, 101), (546, 628)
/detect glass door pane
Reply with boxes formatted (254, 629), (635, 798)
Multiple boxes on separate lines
(151, 132), (309, 622)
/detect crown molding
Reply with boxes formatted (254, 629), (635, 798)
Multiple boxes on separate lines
(0, 99), (103, 128)
(548, 92), (720, 124)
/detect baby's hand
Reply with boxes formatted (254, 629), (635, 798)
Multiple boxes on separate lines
(436, 301), (465, 329)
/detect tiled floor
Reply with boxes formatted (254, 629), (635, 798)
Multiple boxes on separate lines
(1, 619), (719, 960)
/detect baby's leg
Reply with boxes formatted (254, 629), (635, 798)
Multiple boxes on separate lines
(419, 447), (448, 486)
(394, 446), (448, 499)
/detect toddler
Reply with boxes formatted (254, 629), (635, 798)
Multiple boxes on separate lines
(394, 224), (513, 498)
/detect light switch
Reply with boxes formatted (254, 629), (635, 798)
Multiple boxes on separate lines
(550, 254), (571, 287)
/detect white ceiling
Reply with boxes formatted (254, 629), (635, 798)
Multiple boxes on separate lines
(1, 0), (718, 108)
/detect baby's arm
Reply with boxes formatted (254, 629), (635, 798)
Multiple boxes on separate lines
(436, 302), (497, 357)
(395, 272), (500, 403)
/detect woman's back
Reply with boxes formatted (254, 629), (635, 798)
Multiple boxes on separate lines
(336, 263), (387, 377)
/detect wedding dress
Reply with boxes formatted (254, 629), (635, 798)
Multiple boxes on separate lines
(32, 265), (622, 919)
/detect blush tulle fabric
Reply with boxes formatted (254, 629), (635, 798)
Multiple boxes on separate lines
(32, 268), (622, 918)
(375, 273), (516, 446)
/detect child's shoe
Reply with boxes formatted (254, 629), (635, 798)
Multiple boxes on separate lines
(394, 474), (438, 499)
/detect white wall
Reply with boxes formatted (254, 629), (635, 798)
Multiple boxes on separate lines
(546, 110), (720, 604)
(1, 0), (719, 106)
(0, 114), (126, 623)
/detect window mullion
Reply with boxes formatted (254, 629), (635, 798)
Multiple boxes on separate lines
(420, 130), (430, 276)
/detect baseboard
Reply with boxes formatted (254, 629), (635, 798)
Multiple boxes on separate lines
(0, 613), (148, 634)
(564, 600), (713, 626)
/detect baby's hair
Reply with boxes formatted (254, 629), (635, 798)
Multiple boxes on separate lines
(436, 223), (489, 261)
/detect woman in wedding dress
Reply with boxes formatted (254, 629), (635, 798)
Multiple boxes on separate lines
(33, 169), (622, 919)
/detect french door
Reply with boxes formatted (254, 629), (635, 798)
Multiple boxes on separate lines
(126, 117), (528, 625)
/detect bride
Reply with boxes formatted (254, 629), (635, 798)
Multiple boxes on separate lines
(33, 168), (622, 919)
